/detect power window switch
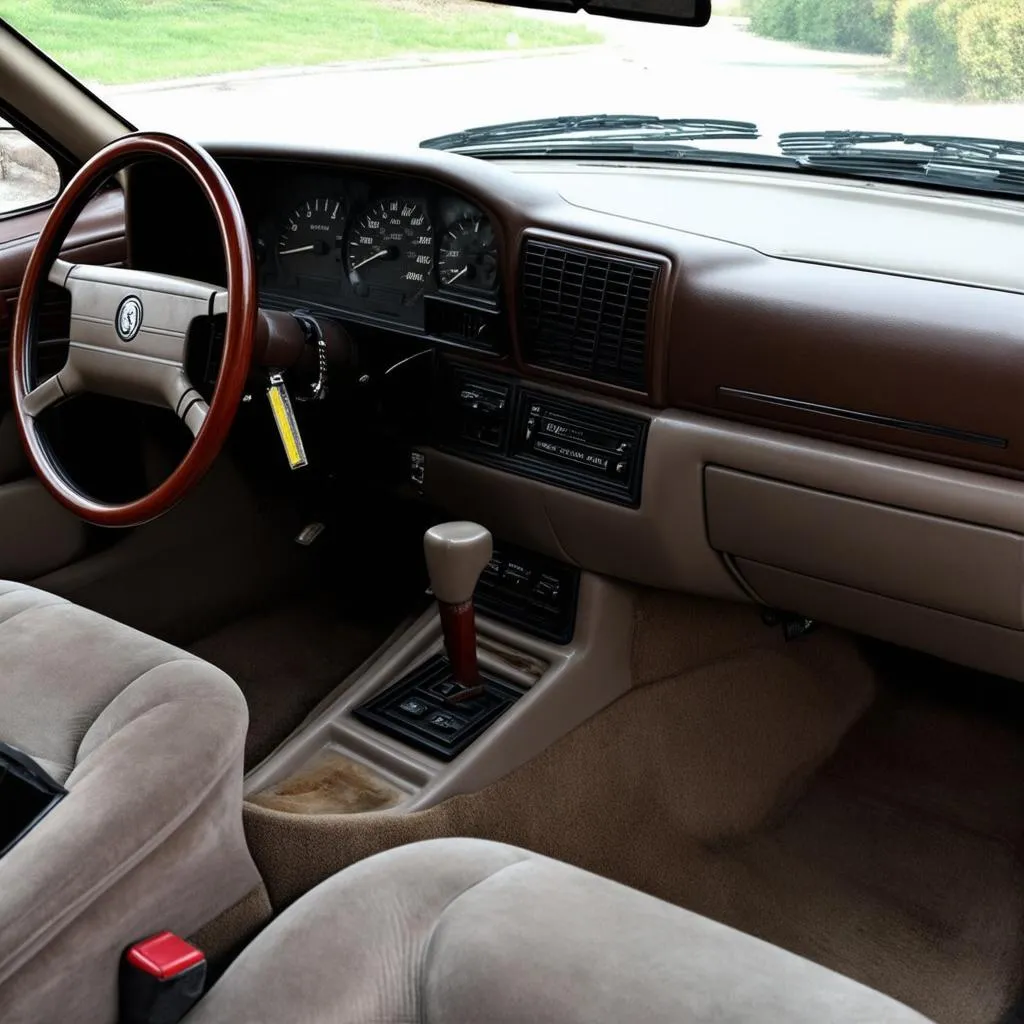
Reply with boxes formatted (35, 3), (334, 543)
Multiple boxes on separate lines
(398, 698), (429, 718)
(427, 711), (466, 733)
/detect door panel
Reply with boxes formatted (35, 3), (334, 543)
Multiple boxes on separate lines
(0, 188), (125, 579)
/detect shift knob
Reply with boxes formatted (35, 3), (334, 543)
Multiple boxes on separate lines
(424, 522), (492, 688)
(424, 522), (493, 606)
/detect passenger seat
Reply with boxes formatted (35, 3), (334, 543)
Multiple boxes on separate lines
(186, 837), (931, 1023)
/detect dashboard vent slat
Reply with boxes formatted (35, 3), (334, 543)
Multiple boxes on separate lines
(519, 239), (658, 391)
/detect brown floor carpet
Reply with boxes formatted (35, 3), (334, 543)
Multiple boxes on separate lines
(242, 594), (1024, 1024)
(189, 595), (395, 769)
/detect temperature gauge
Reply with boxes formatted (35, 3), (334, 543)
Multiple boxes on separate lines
(438, 215), (498, 292)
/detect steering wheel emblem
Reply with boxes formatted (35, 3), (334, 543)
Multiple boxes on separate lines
(115, 295), (143, 342)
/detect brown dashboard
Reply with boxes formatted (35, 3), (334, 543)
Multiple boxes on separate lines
(132, 143), (1024, 481)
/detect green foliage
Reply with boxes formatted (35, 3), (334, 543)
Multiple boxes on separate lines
(747, 0), (896, 55)
(6, 0), (601, 85)
(749, 0), (1024, 100)
(895, 0), (963, 95)
(955, 0), (1024, 101)
(896, 0), (1024, 100)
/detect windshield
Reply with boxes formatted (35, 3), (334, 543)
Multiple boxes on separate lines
(5, 0), (1024, 193)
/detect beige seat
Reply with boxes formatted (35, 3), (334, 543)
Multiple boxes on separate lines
(0, 583), (260, 1023)
(188, 837), (932, 1024)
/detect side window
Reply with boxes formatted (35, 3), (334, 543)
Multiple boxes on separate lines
(0, 120), (60, 216)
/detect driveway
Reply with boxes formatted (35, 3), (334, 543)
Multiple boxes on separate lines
(102, 16), (1024, 150)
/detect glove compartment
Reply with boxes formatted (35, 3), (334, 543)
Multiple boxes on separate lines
(704, 466), (1024, 630)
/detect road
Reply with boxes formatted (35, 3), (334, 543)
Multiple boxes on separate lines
(101, 16), (1024, 151)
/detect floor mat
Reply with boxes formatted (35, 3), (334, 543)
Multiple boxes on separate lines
(245, 619), (1024, 1024)
(189, 595), (395, 769)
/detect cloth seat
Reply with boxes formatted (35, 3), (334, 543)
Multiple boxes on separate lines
(187, 837), (932, 1024)
(0, 582), (260, 1024)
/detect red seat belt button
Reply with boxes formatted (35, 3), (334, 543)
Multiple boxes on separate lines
(120, 932), (206, 1024)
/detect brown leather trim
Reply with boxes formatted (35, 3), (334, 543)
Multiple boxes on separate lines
(669, 247), (1024, 477)
(716, 387), (1008, 449)
(199, 144), (1024, 480)
(11, 132), (255, 528)
(0, 188), (124, 292)
(204, 147), (677, 407)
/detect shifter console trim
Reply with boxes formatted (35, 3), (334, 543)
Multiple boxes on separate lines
(353, 654), (524, 761)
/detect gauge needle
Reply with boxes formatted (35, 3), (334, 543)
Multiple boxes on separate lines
(351, 249), (391, 271)
(279, 244), (315, 256)
(446, 266), (469, 284)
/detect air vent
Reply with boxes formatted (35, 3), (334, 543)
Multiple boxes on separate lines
(520, 239), (659, 391)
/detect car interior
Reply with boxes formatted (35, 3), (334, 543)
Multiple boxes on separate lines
(1, 0), (1023, 1021)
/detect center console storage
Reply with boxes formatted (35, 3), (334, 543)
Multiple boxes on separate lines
(438, 365), (647, 507)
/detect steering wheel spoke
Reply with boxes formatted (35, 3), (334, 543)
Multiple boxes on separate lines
(21, 364), (82, 418)
(41, 261), (226, 433)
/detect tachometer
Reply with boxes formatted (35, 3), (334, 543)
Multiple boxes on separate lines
(277, 197), (345, 275)
(346, 199), (434, 303)
(439, 215), (498, 292)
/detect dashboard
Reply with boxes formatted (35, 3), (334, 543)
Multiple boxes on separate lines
(125, 143), (1024, 687)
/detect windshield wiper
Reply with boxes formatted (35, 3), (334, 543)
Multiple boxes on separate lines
(421, 115), (759, 153)
(779, 130), (1024, 195)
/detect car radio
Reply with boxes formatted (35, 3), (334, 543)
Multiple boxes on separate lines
(522, 398), (638, 481)
(437, 365), (647, 507)
(513, 391), (645, 505)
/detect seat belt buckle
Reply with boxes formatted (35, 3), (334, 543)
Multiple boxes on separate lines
(120, 931), (206, 1024)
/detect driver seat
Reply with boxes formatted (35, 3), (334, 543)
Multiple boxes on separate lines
(0, 582), (262, 1023)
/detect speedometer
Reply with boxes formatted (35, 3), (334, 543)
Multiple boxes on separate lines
(345, 199), (434, 304)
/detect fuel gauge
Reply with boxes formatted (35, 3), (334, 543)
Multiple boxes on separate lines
(439, 215), (498, 292)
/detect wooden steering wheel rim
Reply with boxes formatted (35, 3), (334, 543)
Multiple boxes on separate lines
(10, 132), (256, 528)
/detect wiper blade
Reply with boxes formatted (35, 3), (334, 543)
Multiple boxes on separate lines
(421, 115), (759, 152)
(780, 130), (1024, 160)
(779, 130), (1024, 194)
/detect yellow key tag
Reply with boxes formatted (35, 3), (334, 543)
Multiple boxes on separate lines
(266, 373), (308, 470)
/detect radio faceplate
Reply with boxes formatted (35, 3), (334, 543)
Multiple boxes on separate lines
(512, 390), (646, 505)
(437, 365), (647, 507)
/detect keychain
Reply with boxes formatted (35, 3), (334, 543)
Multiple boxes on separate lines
(266, 372), (308, 470)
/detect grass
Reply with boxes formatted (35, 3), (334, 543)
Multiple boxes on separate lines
(5, 0), (601, 85)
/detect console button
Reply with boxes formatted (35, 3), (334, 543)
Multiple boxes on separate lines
(398, 698), (429, 718)
(427, 711), (466, 733)
(429, 680), (460, 698)
(534, 573), (561, 601)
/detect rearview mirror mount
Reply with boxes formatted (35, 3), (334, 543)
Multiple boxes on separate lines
(476, 0), (712, 27)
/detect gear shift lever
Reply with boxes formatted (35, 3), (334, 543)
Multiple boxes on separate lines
(424, 521), (492, 690)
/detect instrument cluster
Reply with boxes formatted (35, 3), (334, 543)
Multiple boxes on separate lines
(254, 170), (501, 333)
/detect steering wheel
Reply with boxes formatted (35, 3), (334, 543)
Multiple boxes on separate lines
(10, 132), (256, 528)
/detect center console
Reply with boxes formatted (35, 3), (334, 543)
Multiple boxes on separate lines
(243, 526), (634, 816)
(243, 365), (646, 817)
